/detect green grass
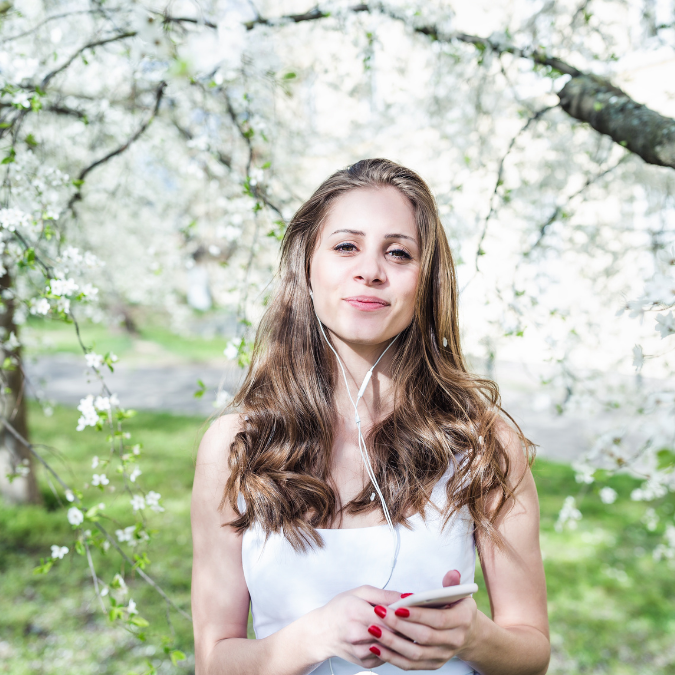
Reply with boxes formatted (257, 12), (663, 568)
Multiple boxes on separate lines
(21, 315), (230, 363)
(1, 401), (674, 674)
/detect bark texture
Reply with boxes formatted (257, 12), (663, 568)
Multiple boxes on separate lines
(0, 268), (41, 504)
(558, 75), (675, 169)
(244, 4), (675, 172)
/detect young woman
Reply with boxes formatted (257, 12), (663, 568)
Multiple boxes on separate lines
(191, 158), (550, 675)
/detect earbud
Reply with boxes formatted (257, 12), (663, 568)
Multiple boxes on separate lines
(309, 298), (400, 590)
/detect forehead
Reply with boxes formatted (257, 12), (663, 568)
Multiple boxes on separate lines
(321, 186), (417, 238)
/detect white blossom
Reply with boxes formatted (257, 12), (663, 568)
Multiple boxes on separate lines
(632, 477), (669, 502)
(572, 461), (595, 484)
(64, 489), (74, 502)
(130, 495), (146, 511)
(67, 507), (84, 526)
(50, 545), (69, 559)
(29, 298), (50, 315)
(599, 487), (617, 504)
(85, 352), (104, 369)
(92, 473), (109, 487)
(656, 312), (675, 339)
(632, 345), (644, 372)
(555, 496), (582, 532)
(129, 467), (142, 482)
(91, 456), (99, 469)
(0, 208), (31, 231)
(145, 491), (164, 512)
(127, 598), (138, 615)
(80, 283), (99, 300)
(223, 342), (238, 360)
(3, 331), (20, 351)
(115, 525), (136, 543)
(56, 297), (70, 313)
(94, 396), (110, 411)
(76, 395), (99, 431)
(49, 277), (79, 296)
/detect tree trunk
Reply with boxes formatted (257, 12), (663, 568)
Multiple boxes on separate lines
(0, 267), (41, 505)
(558, 75), (675, 170)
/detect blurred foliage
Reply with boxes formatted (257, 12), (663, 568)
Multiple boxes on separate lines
(1, 401), (674, 673)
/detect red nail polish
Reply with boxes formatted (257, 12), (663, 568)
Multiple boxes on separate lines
(395, 607), (410, 618)
(401, 592), (414, 598)
(374, 605), (387, 618)
(368, 625), (382, 638)
(370, 645), (381, 656)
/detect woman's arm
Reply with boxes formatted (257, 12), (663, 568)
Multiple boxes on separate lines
(191, 414), (401, 675)
(367, 420), (550, 674)
(458, 420), (550, 674)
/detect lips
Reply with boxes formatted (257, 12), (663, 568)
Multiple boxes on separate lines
(344, 296), (389, 311)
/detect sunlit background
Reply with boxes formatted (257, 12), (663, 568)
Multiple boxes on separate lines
(1, 0), (674, 673)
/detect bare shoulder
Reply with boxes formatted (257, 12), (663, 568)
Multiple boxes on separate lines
(195, 412), (247, 472)
(492, 415), (532, 486)
(192, 413), (247, 519)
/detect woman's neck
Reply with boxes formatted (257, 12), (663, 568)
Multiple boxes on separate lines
(328, 330), (397, 429)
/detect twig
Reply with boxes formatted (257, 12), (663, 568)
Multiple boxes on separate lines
(525, 152), (629, 255)
(474, 105), (556, 272)
(67, 81), (167, 211)
(0, 416), (192, 623)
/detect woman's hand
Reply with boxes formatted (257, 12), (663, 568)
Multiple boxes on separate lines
(364, 570), (479, 671)
(307, 585), (404, 669)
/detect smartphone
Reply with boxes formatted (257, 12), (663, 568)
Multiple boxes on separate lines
(388, 583), (478, 610)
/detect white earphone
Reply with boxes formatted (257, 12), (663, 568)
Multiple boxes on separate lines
(310, 288), (400, 675)
(309, 288), (400, 584)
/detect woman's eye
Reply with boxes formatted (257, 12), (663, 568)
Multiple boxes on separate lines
(334, 243), (357, 252)
(388, 248), (412, 260)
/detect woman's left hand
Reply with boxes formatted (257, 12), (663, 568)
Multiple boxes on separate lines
(366, 571), (480, 670)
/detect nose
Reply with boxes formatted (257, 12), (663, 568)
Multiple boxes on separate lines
(354, 247), (386, 286)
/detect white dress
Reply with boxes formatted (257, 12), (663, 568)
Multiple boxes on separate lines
(240, 466), (477, 674)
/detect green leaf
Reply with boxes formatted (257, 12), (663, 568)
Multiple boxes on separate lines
(24, 133), (37, 147)
(129, 616), (150, 628)
(282, 72), (296, 79)
(170, 650), (186, 666)
(194, 379), (206, 399)
(2, 147), (16, 164)
(72, 179), (85, 187)
(656, 449), (675, 471)
(33, 558), (54, 575)
(109, 607), (124, 622)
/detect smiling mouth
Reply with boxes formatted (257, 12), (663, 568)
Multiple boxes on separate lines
(343, 297), (389, 310)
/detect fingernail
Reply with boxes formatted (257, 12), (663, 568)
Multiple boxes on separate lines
(401, 592), (414, 598)
(395, 608), (410, 617)
(368, 625), (382, 638)
(374, 605), (387, 618)
(370, 645), (381, 656)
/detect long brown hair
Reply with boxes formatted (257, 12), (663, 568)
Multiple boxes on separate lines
(221, 158), (534, 551)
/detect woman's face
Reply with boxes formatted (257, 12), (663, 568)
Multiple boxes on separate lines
(309, 186), (421, 347)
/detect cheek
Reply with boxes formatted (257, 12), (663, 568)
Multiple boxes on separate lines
(312, 253), (347, 290)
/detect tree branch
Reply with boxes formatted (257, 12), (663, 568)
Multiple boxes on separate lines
(67, 81), (167, 210)
(558, 75), (675, 169)
(40, 32), (137, 90)
(240, 3), (675, 170)
(1, 416), (192, 623)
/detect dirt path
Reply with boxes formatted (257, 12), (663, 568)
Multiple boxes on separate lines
(25, 353), (623, 464)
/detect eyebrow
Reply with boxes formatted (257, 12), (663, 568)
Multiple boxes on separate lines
(329, 228), (417, 243)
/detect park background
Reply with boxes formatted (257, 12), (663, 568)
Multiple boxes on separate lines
(0, 0), (674, 673)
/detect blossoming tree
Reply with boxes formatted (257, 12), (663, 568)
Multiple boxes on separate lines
(0, 0), (674, 668)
